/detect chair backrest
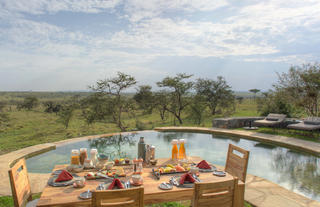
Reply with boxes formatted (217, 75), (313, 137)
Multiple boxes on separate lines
(225, 144), (250, 182)
(91, 187), (144, 207)
(8, 158), (32, 207)
(192, 178), (238, 207)
(266, 113), (287, 122)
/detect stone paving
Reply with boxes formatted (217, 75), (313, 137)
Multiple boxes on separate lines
(0, 127), (319, 207)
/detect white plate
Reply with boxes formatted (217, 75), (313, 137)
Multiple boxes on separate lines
(213, 170), (226, 177)
(159, 182), (173, 190)
(79, 190), (92, 200)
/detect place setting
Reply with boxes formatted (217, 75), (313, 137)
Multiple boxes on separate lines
(48, 170), (80, 187)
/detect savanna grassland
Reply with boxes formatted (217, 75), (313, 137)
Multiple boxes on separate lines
(0, 91), (260, 155)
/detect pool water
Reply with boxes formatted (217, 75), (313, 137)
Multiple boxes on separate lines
(26, 131), (320, 201)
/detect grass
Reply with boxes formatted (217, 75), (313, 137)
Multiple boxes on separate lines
(0, 193), (41, 207)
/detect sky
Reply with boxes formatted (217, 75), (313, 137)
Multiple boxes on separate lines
(0, 0), (320, 92)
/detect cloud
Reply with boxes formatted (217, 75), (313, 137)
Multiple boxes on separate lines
(122, 0), (229, 22)
(0, 0), (320, 91)
(244, 54), (319, 65)
(110, 18), (278, 57)
(0, 0), (123, 15)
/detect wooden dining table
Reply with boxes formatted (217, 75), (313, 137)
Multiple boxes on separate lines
(36, 156), (243, 207)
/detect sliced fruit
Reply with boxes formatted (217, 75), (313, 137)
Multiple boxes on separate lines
(175, 165), (185, 172)
(167, 164), (174, 168)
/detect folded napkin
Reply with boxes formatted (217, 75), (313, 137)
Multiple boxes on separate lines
(179, 173), (196, 185)
(55, 170), (73, 182)
(196, 160), (211, 169)
(108, 178), (124, 190)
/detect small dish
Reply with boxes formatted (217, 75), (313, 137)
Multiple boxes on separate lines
(213, 170), (226, 177)
(150, 159), (158, 165)
(79, 190), (92, 200)
(130, 180), (143, 186)
(159, 182), (173, 190)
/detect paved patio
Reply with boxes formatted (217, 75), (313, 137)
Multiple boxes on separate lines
(0, 128), (319, 207)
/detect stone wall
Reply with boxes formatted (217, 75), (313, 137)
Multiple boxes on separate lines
(212, 117), (264, 129)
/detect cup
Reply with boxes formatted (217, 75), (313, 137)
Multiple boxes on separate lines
(190, 166), (199, 174)
(131, 174), (142, 184)
(105, 161), (114, 170)
(74, 177), (85, 187)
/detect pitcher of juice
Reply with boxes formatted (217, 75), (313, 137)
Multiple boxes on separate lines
(171, 139), (178, 161)
(178, 139), (186, 160)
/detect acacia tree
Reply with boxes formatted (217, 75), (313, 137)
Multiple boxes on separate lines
(57, 105), (74, 129)
(133, 85), (154, 114)
(89, 72), (137, 131)
(157, 73), (193, 124)
(18, 96), (39, 110)
(195, 76), (235, 115)
(249, 89), (260, 99)
(153, 90), (169, 121)
(275, 63), (320, 116)
(187, 95), (207, 125)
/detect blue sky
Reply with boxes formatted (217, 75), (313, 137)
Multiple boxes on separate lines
(0, 0), (320, 91)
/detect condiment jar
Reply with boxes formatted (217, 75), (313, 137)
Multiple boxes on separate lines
(90, 149), (98, 167)
(79, 148), (88, 166)
(83, 159), (93, 169)
(71, 149), (80, 165)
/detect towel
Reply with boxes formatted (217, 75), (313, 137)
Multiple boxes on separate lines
(196, 160), (211, 169)
(179, 173), (196, 185)
(55, 170), (73, 182)
(108, 178), (124, 190)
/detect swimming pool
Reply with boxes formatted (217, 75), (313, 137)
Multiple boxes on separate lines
(26, 131), (320, 201)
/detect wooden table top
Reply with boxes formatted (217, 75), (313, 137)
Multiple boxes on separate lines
(36, 156), (235, 207)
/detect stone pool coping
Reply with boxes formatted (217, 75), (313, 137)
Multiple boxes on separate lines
(0, 128), (319, 207)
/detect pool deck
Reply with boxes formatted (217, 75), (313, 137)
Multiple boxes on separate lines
(0, 127), (319, 207)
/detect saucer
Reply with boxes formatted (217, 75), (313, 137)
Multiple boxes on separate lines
(130, 180), (143, 186)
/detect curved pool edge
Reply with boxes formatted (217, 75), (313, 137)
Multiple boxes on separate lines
(154, 127), (320, 156)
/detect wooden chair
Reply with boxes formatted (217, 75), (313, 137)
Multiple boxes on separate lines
(225, 144), (250, 207)
(192, 178), (238, 207)
(8, 158), (38, 207)
(91, 187), (144, 207)
(225, 144), (249, 183)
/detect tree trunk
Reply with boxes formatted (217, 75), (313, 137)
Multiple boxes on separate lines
(175, 114), (183, 124)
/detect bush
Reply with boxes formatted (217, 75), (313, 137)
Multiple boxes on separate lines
(17, 96), (39, 110)
(257, 91), (294, 117)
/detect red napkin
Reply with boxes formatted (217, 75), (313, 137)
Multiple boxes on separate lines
(108, 178), (124, 190)
(55, 170), (73, 182)
(179, 173), (196, 185)
(196, 160), (211, 169)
